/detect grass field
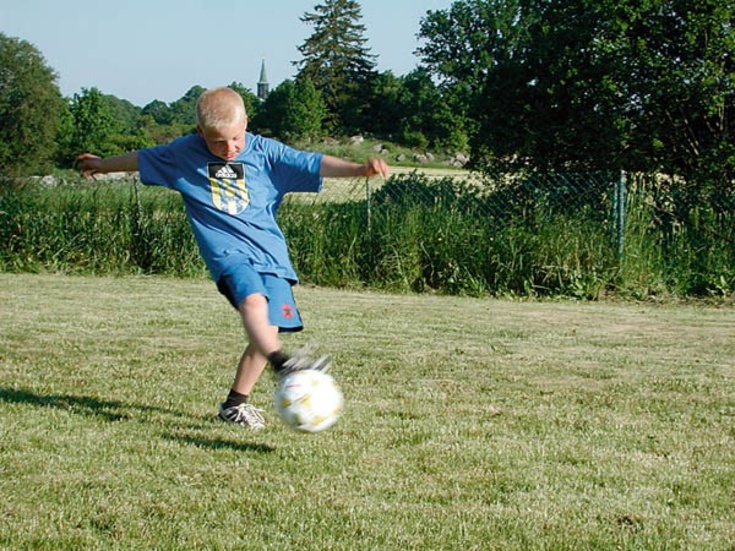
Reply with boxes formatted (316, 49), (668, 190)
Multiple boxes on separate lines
(0, 273), (733, 550)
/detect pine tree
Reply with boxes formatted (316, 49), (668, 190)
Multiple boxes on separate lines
(294, 0), (377, 133)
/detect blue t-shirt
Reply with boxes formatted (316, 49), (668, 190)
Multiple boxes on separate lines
(138, 132), (323, 282)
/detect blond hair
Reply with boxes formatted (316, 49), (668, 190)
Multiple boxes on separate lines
(196, 87), (247, 131)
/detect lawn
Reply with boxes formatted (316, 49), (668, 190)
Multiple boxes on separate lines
(0, 273), (733, 550)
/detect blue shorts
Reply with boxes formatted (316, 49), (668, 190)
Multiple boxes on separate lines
(216, 263), (303, 333)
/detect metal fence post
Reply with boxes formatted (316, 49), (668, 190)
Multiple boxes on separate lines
(365, 176), (372, 232)
(615, 170), (627, 263)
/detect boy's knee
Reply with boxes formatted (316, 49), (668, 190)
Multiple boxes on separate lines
(238, 292), (267, 311)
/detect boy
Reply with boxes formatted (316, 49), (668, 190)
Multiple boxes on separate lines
(77, 86), (389, 431)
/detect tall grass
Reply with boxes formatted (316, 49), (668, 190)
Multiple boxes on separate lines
(1, 173), (732, 298)
(0, 180), (206, 277)
(285, 173), (620, 298)
(619, 179), (735, 299)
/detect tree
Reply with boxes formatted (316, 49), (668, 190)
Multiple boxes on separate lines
(141, 99), (171, 125)
(416, 0), (527, 126)
(0, 33), (66, 176)
(139, 87), (204, 145)
(611, 0), (735, 185)
(295, 0), (377, 132)
(167, 85), (205, 128)
(254, 79), (326, 143)
(363, 70), (402, 139)
(418, 0), (735, 187)
(395, 69), (468, 151)
(53, 100), (75, 167)
(253, 81), (290, 138)
(68, 87), (122, 158)
(105, 95), (142, 134)
(471, 0), (626, 171)
(285, 77), (327, 142)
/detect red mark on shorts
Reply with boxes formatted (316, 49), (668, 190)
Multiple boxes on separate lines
(282, 303), (294, 319)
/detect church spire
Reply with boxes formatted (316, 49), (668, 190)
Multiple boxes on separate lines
(257, 58), (269, 101)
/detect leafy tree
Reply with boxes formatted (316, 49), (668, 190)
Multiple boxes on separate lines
(253, 81), (290, 137)
(68, 87), (122, 157)
(167, 85), (205, 128)
(59, 92), (146, 165)
(418, 0), (735, 189)
(295, 0), (377, 132)
(361, 68), (468, 150)
(287, 77), (327, 142)
(105, 95), (142, 134)
(142, 99), (171, 125)
(472, 0), (625, 171)
(416, 0), (526, 124)
(611, 0), (735, 186)
(138, 87), (204, 145)
(140, 84), (258, 135)
(54, 100), (76, 167)
(0, 33), (66, 176)
(395, 69), (468, 152)
(255, 79), (326, 143)
(364, 70), (403, 139)
(136, 113), (180, 147)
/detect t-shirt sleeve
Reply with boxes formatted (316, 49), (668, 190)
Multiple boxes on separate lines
(270, 142), (323, 194)
(138, 144), (178, 189)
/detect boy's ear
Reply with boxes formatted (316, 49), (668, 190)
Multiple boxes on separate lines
(196, 125), (203, 137)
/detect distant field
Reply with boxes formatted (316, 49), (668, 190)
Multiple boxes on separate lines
(314, 165), (475, 204)
(390, 165), (473, 178)
(0, 273), (733, 549)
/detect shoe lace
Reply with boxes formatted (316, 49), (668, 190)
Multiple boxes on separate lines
(234, 403), (265, 427)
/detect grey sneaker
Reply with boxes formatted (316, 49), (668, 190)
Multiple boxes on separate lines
(277, 348), (331, 378)
(218, 402), (266, 431)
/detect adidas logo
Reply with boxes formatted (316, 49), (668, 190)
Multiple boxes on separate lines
(215, 165), (239, 179)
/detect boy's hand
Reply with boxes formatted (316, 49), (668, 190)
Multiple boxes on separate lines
(75, 153), (102, 178)
(364, 158), (390, 179)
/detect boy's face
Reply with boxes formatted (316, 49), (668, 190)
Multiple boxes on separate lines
(198, 121), (247, 161)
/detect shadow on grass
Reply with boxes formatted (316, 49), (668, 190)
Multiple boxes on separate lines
(0, 387), (275, 453)
(0, 387), (190, 423)
(163, 433), (275, 453)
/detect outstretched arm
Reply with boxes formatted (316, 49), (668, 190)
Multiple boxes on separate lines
(319, 155), (390, 179)
(76, 152), (140, 177)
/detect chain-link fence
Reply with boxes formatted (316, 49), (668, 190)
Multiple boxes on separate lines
(293, 166), (734, 264)
(296, 166), (625, 246)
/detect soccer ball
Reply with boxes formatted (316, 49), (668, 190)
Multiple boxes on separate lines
(274, 369), (344, 433)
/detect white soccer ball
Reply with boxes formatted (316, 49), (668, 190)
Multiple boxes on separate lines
(274, 369), (344, 433)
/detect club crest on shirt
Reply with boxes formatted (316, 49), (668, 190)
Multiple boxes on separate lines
(207, 162), (248, 215)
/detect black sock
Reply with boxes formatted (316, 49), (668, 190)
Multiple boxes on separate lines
(268, 350), (290, 372)
(223, 389), (248, 409)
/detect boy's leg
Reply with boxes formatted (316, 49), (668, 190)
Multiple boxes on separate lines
(216, 268), (282, 429)
(216, 268), (329, 429)
(232, 293), (280, 395)
(217, 321), (273, 431)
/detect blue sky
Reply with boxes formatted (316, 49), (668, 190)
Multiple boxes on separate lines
(0, 0), (454, 106)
